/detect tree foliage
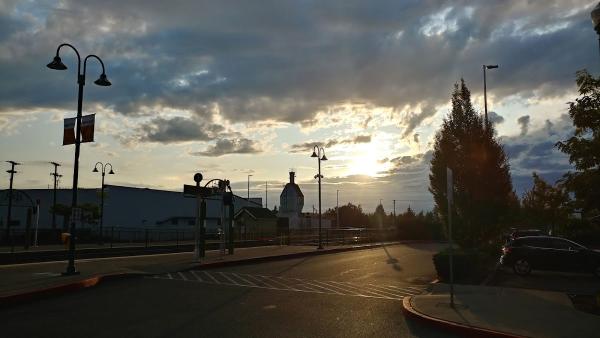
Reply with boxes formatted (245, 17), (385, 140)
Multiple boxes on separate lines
(556, 70), (600, 216)
(521, 172), (570, 232)
(429, 79), (517, 249)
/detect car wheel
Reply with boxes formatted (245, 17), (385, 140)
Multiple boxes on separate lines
(513, 259), (531, 276)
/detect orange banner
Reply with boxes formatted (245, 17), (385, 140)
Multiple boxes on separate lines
(81, 114), (95, 143)
(63, 117), (76, 145)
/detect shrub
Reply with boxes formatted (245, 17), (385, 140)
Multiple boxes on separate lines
(433, 248), (496, 284)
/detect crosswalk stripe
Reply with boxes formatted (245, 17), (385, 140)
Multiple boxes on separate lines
(151, 270), (423, 301)
(178, 272), (188, 281)
(231, 273), (257, 286)
(203, 271), (220, 284)
(190, 270), (203, 282)
(218, 271), (239, 285)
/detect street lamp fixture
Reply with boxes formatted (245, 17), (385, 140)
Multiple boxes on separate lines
(93, 162), (114, 245)
(47, 43), (111, 275)
(311, 145), (327, 250)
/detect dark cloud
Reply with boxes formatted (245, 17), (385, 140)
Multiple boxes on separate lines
(137, 116), (223, 143)
(191, 138), (261, 157)
(413, 133), (419, 143)
(488, 111), (504, 125)
(401, 105), (436, 139)
(517, 115), (530, 136)
(0, 0), (595, 134)
(289, 134), (371, 153)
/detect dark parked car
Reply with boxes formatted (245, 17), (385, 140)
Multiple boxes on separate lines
(500, 236), (600, 278)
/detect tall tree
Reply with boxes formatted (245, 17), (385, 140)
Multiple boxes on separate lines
(556, 70), (600, 216)
(429, 79), (516, 248)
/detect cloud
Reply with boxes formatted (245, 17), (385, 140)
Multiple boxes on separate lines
(487, 111), (505, 125)
(191, 138), (261, 157)
(289, 134), (371, 153)
(401, 105), (436, 139)
(517, 115), (531, 136)
(136, 116), (224, 144)
(0, 0), (595, 134)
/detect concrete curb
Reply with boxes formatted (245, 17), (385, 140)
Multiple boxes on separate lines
(401, 296), (528, 338)
(0, 272), (144, 308)
(1, 241), (404, 308)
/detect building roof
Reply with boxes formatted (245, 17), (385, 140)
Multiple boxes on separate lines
(281, 183), (304, 198)
(234, 207), (277, 220)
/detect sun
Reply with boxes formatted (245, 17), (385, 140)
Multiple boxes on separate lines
(345, 143), (391, 177)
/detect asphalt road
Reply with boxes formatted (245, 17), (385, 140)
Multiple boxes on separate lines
(1, 242), (458, 338)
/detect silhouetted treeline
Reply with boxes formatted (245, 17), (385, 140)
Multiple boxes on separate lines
(324, 203), (444, 240)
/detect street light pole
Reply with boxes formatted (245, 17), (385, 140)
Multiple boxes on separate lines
(336, 190), (339, 228)
(93, 162), (114, 245)
(311, 145), (328, 249)
(265, 181), (268, 208)
(47, 43), (111, 275)
(483, 64), (499, 130)
(5, 161), (20, 242)
(247, 174), (253, 202)
(50, 162), (62, 230)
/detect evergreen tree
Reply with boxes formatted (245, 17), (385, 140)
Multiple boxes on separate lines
(429, 79), (516, 249)
(556, 70), (600, 216)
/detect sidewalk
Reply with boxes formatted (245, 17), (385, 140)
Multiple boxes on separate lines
(403, 283), (600, 338)
(0, 242), (397, 304)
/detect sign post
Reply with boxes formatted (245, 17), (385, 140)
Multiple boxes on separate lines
(446, 167), (454, 308)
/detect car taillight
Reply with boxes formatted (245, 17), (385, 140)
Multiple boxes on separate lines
(502, 247), (512, 255)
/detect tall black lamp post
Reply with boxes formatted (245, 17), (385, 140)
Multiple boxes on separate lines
(311, 145), (328, 249)
(93, 162), (114, 244)
(47, 43), (111, 275)
(483, 64), (498, 129)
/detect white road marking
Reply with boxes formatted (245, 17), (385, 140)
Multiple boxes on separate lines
(190, 270), (203, 282)
(150, 270), (424, 301)
(231, 273), (257, 286)
(203, 271), (220, 284)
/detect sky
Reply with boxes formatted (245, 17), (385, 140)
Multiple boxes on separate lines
(0, 0), (597, 213)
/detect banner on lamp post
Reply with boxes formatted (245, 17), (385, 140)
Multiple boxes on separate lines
(80, 114), (95, 143)
(63, 117), (76, 145)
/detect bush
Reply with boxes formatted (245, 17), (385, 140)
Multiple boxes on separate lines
(433, 248), (496, 284)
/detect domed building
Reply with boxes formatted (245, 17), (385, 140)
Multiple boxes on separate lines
(278, 171), (304, 229)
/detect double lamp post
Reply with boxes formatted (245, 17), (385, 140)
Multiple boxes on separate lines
(47, 43), (111, 275)
(311, 145), (328, 250)
(93, 162), (114, 244)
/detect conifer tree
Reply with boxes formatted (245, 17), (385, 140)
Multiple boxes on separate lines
(429, 79), (516, 248)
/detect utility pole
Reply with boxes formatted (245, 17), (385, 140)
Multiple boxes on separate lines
(265, 181), (268, 208)
(50, 162), (62, 229)
(5, 161), (20, 241)
(336, 190), (339, 228)
(247, 174), (253, 202)
(393, 199), (396, 227)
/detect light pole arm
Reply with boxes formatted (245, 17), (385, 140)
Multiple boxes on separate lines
(104, 163), (113, 174)
(84, 54), (108, 76)
(57, 43), (82, 76)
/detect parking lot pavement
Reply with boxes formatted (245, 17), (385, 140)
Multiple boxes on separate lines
(490, 267), (600, 295)
(0, 242), (457, 338)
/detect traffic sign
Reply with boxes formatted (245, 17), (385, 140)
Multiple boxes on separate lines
(183, 185), (217, 198)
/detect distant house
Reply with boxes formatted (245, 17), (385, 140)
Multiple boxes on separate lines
(277, 171), (304, 229)
(234, 206), (278, 240)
